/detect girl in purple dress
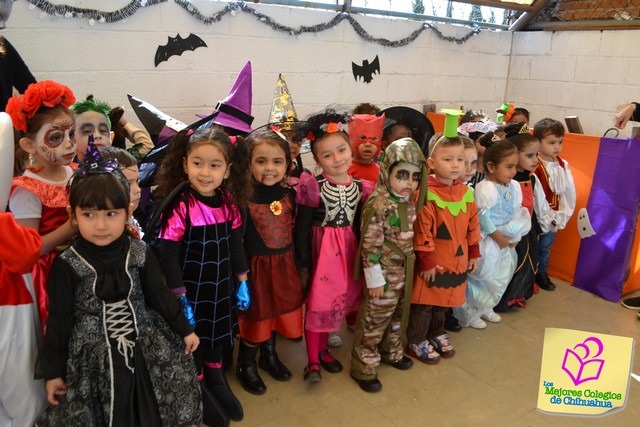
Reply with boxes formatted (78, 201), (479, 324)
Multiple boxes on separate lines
(295, 110), (373, 383)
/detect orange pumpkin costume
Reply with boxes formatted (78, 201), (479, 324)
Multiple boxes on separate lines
(412, 176), (481, 307)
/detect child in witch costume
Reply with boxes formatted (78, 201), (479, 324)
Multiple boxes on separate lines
(350, 137), (428, 393)
(236, 127), (304, 395)
(154, 127), (252, 423)
(495, 122), (555, 311)
(379, 106), (435, 154)
(198, 60), (255, 138)
(295, 110), (374, 383)
(7, 80), (77, 330)
(408, 111), (482, 362)
(267, 74), (306, 179)
(37, 140), (201, 426)
(347, 113), (385, 184)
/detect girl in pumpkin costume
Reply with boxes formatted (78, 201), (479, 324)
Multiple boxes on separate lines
(408, 112), (482, 363)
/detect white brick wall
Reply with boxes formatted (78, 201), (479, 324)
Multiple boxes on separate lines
(3, 2), (638, 137)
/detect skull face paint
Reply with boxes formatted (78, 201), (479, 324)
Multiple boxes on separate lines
(389, 162), (421, 200)
(33, 116), (76, 166)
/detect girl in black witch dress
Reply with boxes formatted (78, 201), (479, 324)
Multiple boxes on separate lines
(37, 141), (201, 426)
(154, 128), (253, 423)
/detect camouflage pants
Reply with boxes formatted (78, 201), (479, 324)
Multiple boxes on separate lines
(350, 276), (410, 380)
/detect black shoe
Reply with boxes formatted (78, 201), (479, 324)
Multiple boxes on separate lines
(444, 309), (462, 332)
(203, 364), (244, 421)
(318, 349), (343, 373)
(350, 374), (382, 393)
(304, 363), (322, 383)
(236, 342), (267, 395)
(621, 296), (640, 310)
(382, 355), (413, 371)
(259, 334), (292, 381)
(200, 382), (230, 427)
(536, 272), (556, 291)
(236, 363), (267, 395)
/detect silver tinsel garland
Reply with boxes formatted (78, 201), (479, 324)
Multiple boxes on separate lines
(27, 0), (481, 45)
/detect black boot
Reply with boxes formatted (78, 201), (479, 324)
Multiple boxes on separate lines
(203, 361), (244, 421)
(444, 309), (462, 332)
(236, 341), (267, 395)
(199, 375), (230, 427)
(259, 333), (292, 381)
(536, 272), (556, 291)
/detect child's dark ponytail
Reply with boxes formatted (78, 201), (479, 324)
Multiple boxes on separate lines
(483, 139), (518, 171)
(154, 129), (191, 199)
(227, 136), (253, 207)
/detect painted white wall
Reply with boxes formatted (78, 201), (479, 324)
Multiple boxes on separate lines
(507, 30), (640, 138)
(2, 1), (509, 128)
(3, 1), (639, 137)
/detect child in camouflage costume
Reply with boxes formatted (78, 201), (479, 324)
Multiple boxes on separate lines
(349, 138), (428, 393)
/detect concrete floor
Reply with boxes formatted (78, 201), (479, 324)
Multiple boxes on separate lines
(226, 280), (640, 427)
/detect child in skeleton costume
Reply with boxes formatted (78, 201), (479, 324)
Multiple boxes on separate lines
(453, 139), (531, 329)
(295, 110), (374, 383)
(154, 127), (252, 423)
(0, 112), (46, 427)
(235, 127), (304, 395)
(347, 113), (385, 184)
(36, 140), (201, 427)
(349, 137), (428, 393)
(7, 81), (77, 331)
(408, 112), (482, 363)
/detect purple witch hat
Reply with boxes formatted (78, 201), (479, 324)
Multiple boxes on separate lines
(197, 60), (254, 134)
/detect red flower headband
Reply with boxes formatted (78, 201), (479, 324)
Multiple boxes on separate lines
(6, 80), (76, 133)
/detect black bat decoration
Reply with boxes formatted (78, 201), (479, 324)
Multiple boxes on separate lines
(352, 55), (380, 84)
(154, 33), (207, 67)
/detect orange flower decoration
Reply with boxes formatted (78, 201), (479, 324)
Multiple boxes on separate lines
(327, 122), (339, 133)
(269, 200), (283, 216)
(5, 80), (76, 133)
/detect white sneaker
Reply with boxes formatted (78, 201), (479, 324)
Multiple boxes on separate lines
(480, 310), (502, 323)
(469, 318), (487, 329)
(327, 332), (342, 347)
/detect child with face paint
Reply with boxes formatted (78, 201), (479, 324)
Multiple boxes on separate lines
(347, 114), (385, 184)
(407, 111), (482, 364)
(350, 137), (427, 393)
(7, 80), (77, 330)
(70, 96), (113, 162)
